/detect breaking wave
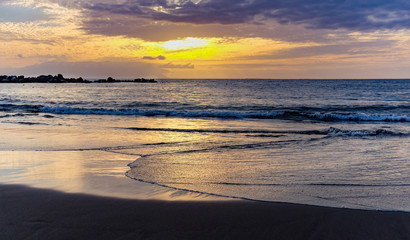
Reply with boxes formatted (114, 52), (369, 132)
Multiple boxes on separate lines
(1, 103), (409, 122)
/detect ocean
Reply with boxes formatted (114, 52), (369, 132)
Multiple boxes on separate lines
(1, 79), (409, 211)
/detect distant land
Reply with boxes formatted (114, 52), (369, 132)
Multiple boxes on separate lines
(0, 74), (157, 83)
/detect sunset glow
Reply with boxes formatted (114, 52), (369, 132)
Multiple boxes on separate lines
(160, 38), (211, 51)
(1, 0), (410, 78)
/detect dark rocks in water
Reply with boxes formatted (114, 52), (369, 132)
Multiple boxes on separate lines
(95, 79), (108, 83)
(94, 77), (157, 83)
(0, 75), (17, 82)
(133, 78), (157, 83)
(0, 74), (91, 83)
(0, 75), (157, 83)
(95, 77), (116, 83)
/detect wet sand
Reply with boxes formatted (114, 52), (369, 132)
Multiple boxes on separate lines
(1, 184), (409, 240)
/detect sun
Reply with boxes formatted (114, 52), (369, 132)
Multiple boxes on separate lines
(160, 37), (211, 51)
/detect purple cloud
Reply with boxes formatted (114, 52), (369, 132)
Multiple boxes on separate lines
(81, 0), (410, 30)
(143, 55), (166, 60)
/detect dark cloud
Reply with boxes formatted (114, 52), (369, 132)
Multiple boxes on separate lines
(80, 13), (244, 41)
(142, 55), (166, 60)
(81, 0), (410, 31)
(80, 10), (336, 43)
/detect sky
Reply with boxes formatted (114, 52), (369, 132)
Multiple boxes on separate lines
(1, 0), (410, 79)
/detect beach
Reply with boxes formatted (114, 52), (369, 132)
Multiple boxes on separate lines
(1, 184), (410, 240)
(1, 80), (410, 239)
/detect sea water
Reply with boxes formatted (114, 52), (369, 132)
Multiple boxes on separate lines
(0, 79), (409, 210)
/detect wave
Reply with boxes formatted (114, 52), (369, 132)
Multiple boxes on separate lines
(124, 127), (326, 135)
(0, 113), (25, 118)
(33, 107), (410, 122)
(326, 127), (406, 137)
(306, 112), (410, 122)
(125, 127), (407, 138)
(125, 173), (410, 205)
(1, 103), (410, 122)
(124, 173), (272, 203)
(8, 121), (49, 125)
(209, 182), (410, 187)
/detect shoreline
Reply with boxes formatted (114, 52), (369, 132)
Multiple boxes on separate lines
(1, 184), (409, 240)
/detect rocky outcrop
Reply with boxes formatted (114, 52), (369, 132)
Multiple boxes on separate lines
(133, 78), (157, 83)
(0, 75), (157, 83)
(0, 74), (90, 83)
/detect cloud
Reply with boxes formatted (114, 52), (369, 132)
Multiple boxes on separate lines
(243, 39), (397, 60)
(79, 0), (410, 31)
(80, 14), (243, 41)
(142, 55), (166, 60)
(162, 62), (194, 69)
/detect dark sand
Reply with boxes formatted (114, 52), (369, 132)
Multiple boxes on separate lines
(1, 184), (409, 240)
